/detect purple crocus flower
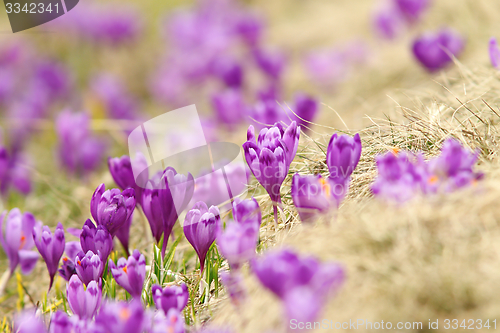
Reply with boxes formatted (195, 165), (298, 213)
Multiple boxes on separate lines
(283, 287), (323, 324)
(326, 133), (362, 206)
(142, 181), (165, 244)
(57, 241), (82, 281)
(80, 219), (113, 263)
(159, 167), (195, 256)
(394, 0), (429, 24)
(13, 311), (47, 333)
(249, 98), (286, 128)
(243, 122), (300, 224)
(427, 138), (483, 192)
(151, 309), (185, 333)
(412, 28), (465, 72)
(75, 251), (104, 286)
(235, 11), (263, 47)
(183, 202), (221, 272)
(50, 311), (78, 333)
(0, 208), (38, 275)
(91, 74), (140, 122)
(0, 147), (32, 196)
(108, 153), (148, 205)
(90, 183), (136, 240)
(217, 222), (257, 269)
(252, 48), (286, 81)
(252, 248), (345, 299)
(109, 249), (146, 298)
(142, 167), (194, 256)
(33, 61), (70, 99)
(290, 93), (319, 131)
(291, 174), (332, 223)
(67, 275), (102, 319)
(33, 222), (65, 290)
(211, 57), (243, 88)
(372, 3), (405, 40)
(94, 300), (145, 333)
(152, 283), (189, 314)
(489, 37), (500, 69)
(232, 197), (261, 233)
(371, 150), (428, 202)
(58, 257), (76, 281)
(55, 110), (106, 176)
(211, 89), (247, 129)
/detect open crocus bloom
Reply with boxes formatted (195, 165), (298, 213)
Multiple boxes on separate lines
(109, 249), (146, 298)
(243, 121), (300, 224)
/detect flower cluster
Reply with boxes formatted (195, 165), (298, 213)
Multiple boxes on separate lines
(151, 0), (320, 132)
(372, 138), (483, 202)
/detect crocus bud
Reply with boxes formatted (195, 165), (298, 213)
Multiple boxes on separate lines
(183, 202), (221, 273)
(80, 219), (113, 263)
(159, 167), (195, 257)
(108, 153), (148, 206)
(326, 133), (361, 206)
(152, 283), (189, 314)
(109, 249), (146, 298)
(0, 208), (38, 275)
(490, 37), (500, 69)
(217, 222), (257, 269)
(33, 222), (65, 290)
(291, 174), (332, 223)
(90, 183), (136, 238)
(412, 28), (465, 72)
(243, 122), (300, 224)
(95, 300), (145, 333)
(75, 251), (104, 286)
(67, 275), (102, 319)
